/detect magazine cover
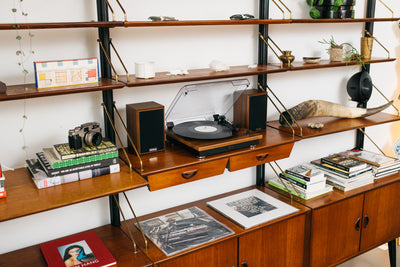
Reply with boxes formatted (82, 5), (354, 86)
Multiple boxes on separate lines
(207, 189), (299, 229)
(138, 206), (234, 256)
(40, 231), (116, 267)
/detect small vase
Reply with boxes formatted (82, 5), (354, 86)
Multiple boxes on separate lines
(329, 47), (343, 62)
(360, 37), (373, 60)
(279, 51), (295, 67)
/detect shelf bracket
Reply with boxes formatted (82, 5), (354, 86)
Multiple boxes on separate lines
(104, 0), (116, 21)
(97, 39), (130, 83)
(101, 102), (134, 173)
(268, 161), (301, 203)
(112, 194), (138, 253)
(122, 192), (148, 250)
(372, 84), (400, 117)
(364, 30), (390, 59)
(112, 101), (144, 172)
(377, 0), (394, 18)
(114, 0), (128, 22)
(98, 39), (119, 83)
(258, 33), (284, 68)
(357, 128), (387, 156)
(271, 0), (292, 19)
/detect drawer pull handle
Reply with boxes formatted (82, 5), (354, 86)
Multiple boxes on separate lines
(241, 262), (248, 267)
(181, 169), (198, 179)
(256, 153), (269, 161)
(364, 215), (370, 228)
(355, 217), (361, 231)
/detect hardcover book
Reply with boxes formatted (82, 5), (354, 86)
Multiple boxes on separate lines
(39, 230), (116, 267)
(207, 189), (298, 229)
(285, 163), (325, 182)
(138, 206), (234, 256)
(52, 139), (117, 160)
(349, 150), (397, 167)
(278, 173), (326, 192)
(268, 178), (333, 200)
(321, 152), (368, 172)
(310, 159), (372, 178)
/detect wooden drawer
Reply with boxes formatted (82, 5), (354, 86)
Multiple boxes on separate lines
(227, 142), (294, 172)
(147, 158), (228, 191)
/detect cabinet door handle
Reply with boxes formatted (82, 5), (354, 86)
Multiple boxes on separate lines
(363, 215), (370, 228)
(181, 169), (198, 179)
(241, 262), (248, 267)
(256, 153), (269, 161)
(355, 217), (361, 231)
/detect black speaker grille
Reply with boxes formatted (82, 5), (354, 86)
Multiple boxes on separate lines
(139, 109), (165, 153)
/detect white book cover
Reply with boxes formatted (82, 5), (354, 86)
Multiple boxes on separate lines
(207, 189), (299, 229)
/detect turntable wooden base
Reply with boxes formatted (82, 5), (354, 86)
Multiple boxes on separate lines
(166, 128), (263, 157)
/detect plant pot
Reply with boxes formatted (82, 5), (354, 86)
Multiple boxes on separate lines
(330, 47), (343, 62)
(360, 37), (373, 60)
(322, 0), (356, 6)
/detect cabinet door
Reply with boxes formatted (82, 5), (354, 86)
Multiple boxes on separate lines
(310, 195), (364, 267)
(238, 214), (306, 267)
(361, 181), (400, 251)
(157, 238), (237, 267)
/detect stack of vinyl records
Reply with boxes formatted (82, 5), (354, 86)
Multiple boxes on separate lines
(26, 139), (120, 189)
(268, 163), (333, 200)
(0, 163), (6, 198)
(348, 150), (400, 179)
(311, 150), (375, 192)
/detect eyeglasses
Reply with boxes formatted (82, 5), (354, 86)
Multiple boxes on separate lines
(230, 14), (255, 20)
(148, 16), (177, 21)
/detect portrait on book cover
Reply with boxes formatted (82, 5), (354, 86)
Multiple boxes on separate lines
(57, 240), (97, 267)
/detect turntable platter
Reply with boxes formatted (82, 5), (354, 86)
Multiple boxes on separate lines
(172, 121), (232, 140)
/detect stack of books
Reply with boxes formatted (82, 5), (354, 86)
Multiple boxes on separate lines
(311, 150), (374, 191)
(348, 150), (400, 179)
(26, 139), (120, 189)
(268, 163), (333, 200)
(0, 163), (6, 198)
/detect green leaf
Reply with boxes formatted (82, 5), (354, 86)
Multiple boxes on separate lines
(309, 8), (321, 19)
(11, 8), (17, 13)
(12, 24), (20, 28)
(334, 0), (344, 6)
(318, 0), (324, 5)
(16, 35), (22, 40)
(16, 50), (22, 55)
(22, 115), (27, 119)
(22, 69), (28, 75)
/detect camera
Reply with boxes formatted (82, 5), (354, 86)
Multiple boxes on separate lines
(68, 122), (103, 150)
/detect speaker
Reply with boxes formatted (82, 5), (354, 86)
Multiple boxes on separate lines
(234, 89), (267, 131)
(126, 101), (165, 154)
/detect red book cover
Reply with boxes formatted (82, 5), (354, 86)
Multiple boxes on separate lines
(39, 230), (116, 267)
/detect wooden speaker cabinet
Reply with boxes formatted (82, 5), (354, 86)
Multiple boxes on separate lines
(126, 101), (165, 154)
(234, 89), (267, 131)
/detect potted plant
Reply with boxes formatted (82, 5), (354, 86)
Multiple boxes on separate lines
(319, 36), (365, 66)
(307, 0), (355, 19)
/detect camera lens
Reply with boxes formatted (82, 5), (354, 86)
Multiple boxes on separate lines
(84, 131), (103, 147)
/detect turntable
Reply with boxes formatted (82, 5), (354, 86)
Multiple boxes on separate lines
(165, 79), (263, 157)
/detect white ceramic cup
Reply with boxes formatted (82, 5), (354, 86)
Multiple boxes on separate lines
(135, 61), (155, 79)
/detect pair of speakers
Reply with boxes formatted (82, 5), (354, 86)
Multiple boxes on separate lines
(126, 90), (267, 154)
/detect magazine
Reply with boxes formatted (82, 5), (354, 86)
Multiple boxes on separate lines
(207, 189), (299, 229)
(137, 206), (234, 256)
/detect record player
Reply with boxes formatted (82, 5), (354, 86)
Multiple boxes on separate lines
(165, 79), (263, 158)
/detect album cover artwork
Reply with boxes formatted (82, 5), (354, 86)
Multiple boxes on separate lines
(137, 206), (234, 256)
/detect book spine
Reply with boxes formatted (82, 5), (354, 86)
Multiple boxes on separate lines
(37, 152), (119, 177)
(268, 180), (306, 199)
(54, 146), (118, 160)
(285, 170), (311, 182)
(279, 173), (308, 189)
(42, 150), (118, 169)
(320, 158), (350, 172)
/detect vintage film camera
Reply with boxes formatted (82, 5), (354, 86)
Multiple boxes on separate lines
(68, 122), (102, 150)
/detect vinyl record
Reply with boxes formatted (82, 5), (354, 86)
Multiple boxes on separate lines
(172, 121), (233, 140)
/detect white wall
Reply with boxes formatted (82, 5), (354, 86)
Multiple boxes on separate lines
(0, 0), (399, 254)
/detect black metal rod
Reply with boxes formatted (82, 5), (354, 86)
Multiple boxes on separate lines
(256, 164), (266, 186)
(388, 239), (397, 267)
(97, 0), (120, 227)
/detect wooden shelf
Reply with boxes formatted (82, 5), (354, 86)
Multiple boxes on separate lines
(291, 17), (400, 23)
(0, 224), (153, 267)
(124, 19), (291, 27)
(0, 161), (148, 222)
(120, 65), (286, 87)
(0, 78), (125, 102)
(0, 21), (123, 30)
(120, 127), (298, 177)
(267, 112), (400, 139)
(289, 58), (396, 71)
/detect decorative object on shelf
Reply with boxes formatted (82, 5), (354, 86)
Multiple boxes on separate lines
(148, 16), (178, 21)
(346, 71), (373, 104)
(230, 14), (255, 20)
(307, 0), (355, 19)
(278, 99), (393, 126)
(279, 51), (295, 67)
(307, 122), (324, 128)
(137, 206), (234, 256)
(167, 69), (189, 76)
(135, 61), (155, 79)
(68, 122), (103, 150)
(360, 36), (374, 60)
(209, 60), (230, 72)
(319, 36), (364, 65)
(34, 58), (99, 89)
(0, 81), (6, 94)
(303, 57), (321, 64)
(39, 230), (117, 267)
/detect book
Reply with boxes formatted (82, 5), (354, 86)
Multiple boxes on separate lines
(278, 173), (326, 192)
(26, 158), (120, 189)
(349, 150), (397, 167)
(310, 159), (372, 178)
(52, 139), (118, 160)
(0, 190), (6, 199)
(37, 151), (119, 177)
(138, 206), (234, 256)
(268, 178), (333, 200)
(39, 230), (116, 267)
(285, 163), (325, 182)
(207, 189), (299, 229)
(321, 151), (368, 172)
(43, 147), (118, 169)
(326, 175), (374, 191)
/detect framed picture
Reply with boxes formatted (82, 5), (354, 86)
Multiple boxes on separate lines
(207, 189), (299, 229)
